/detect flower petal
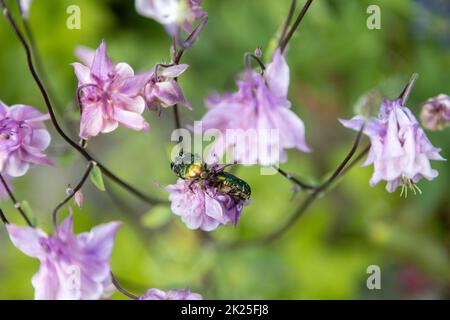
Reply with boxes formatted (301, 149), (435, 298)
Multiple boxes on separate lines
(6, 224), (47, 258)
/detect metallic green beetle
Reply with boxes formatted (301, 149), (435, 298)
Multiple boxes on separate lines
(171, 152), (251, 202)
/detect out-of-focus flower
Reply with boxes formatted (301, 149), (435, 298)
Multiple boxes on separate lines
(6, 215), (121, 300)
(419, 94), (450, 131)
(0, 101), (52, 177)
(72, 40), (151, 139)
(19, 0), (33, 18)
(166, 178), (247, 231)
(201, 49), (310, 166)
(138, 288), (202, 300)
(74, 190), (84, 208)
(145, 64), (191, 111)
(135, 0), (206, 38)
(340, 98), (445, 194)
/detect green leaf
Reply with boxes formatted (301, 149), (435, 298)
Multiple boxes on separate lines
(21, 200), (37, 226)
(141, 205), (173, 229)
(90, 166), (105, 191)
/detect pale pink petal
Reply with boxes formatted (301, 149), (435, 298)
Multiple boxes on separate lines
(75, 46), (95, 67)
(6, 224), (47, 258)
(113, 107), (149, 132)
(265, 49), (290, 98)
(160, 64), (189, 78)
(80, 105), (104, 139)
(91, 40), (114, 82)
(72, 63), (92, 85)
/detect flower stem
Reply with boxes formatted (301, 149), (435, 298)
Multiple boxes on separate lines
(244, 52), (266, 72)
(0, 174), (33, 227)
(279, 0), (298, 46)
(111, 272), (139, 300)
(279, 0), (315, 53)
(273, 165), (316, 190)
(0, 208), (9, 225)
(1, 0), (163, 206)
(398, 73), (419, 105)
(52, 161), (95, 231)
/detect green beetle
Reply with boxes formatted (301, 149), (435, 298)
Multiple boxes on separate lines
(171, 152), (251, 202)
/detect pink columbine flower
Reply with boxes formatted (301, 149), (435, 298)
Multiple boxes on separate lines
(138, 288), (202, 300)
(6, 215), (121, 300)
(340, 98), (445, 194)
(0, 101), (52, 177)
(145, 64), (191, 111)
(200, 49), (310, 166)
(72, 40), (151, 139)
(166, 179), (247, 231)
(420, 94), (450, 131)
(135, 0), (206, 38)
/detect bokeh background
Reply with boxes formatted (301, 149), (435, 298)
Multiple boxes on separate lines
(0, 0), (449, 299)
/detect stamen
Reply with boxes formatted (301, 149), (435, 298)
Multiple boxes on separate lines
(399, 176), (422, 198)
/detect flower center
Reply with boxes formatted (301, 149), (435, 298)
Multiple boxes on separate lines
(400, 176), (422, 198)
(0, 118), (24, 144)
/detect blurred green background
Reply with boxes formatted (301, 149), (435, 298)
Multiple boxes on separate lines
(0, 0), (449, 299)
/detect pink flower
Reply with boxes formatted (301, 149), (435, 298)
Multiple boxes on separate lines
(72, 40), (151, 139)
(135, 0), (206, 38)
(166, 178), (247, 231)
(420, 94), (450, 131)
(6, 215), (121, 300)
(340, 99), (445, 193)
(0, 101), (52, 177)
(138, 288), (202, 300)
(145, 64), (191, 111)
(201, 49), (310, 166)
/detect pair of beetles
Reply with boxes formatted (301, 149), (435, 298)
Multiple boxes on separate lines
(171, 152), (251, 204)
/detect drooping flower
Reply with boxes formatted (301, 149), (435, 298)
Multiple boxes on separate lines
(0, 101), (52, 177)
(340, 98), (445, 194)
(6, 215), (121, 300)
(166, 178), (247, 231)
(200, 49), (310, 166)
(19, 0), (33, 18)
(145, 64), (191, 111)
(419, 94), (450, 131)
(135, 0), (206, 38)
(138, 288), (202, 300)
(72, 40), (151, 139)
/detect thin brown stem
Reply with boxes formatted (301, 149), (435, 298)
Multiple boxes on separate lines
(279, 0), (315, 53)
(111, 272), (139, 300)
(0, 174), (33, 227)
(279, 0), (297, 46)
(398, 73), (419, 105)
(0, 208), (9, 225)
(173, 104), (182, 130)
(52, 161), (95, 230)
(244, 52), (266, 72)
(273, 165), (316, 190)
